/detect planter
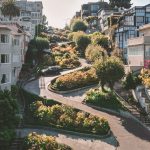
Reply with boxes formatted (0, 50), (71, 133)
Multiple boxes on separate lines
(22, 124), (111, 139)
(48, 82), (98, 94)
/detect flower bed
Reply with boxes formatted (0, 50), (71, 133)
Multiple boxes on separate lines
(85, 88), (125, 111)
(52, 45), (81, 69)
(50, 67), (99, 91)
(29, 101), (110, 135)
(23, 132), (72, 150)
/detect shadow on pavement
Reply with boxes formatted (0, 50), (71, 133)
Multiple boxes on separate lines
(121, 118), (150, 141)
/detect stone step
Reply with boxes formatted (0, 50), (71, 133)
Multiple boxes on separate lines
(10, 138), (24, 150)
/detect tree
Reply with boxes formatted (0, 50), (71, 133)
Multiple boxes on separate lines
(109, 0), (132, 9)
(1, 0), (20, 20)
(0, 90), (18, 149)
(85, 44), (105, 62)
(35, 15), (48, 37)
(73, 32), (91, 57)
(26, 37), (49, 64)
(94, 56), (125, 90)
(71, 19), (88, 32)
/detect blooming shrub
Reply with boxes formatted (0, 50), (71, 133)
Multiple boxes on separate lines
(85, 44), (106, 62)
(24, 132), (72, 150)
(51, 67), (98, 91)
(30, 101), (110, 135)
(85, 88), (124, 110)
(139, 68), (150, 88)
(52, 45), (80, 69)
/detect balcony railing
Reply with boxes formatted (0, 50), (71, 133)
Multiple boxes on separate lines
(128, 36), (150, 46)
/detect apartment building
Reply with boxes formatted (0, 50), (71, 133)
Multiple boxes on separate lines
(0, 23), (31, 90)
(81, 1), (109, 19)
(127, 24), (150, 70)
(97, 8), (121, 33)
(115, 4), (150, 63)
(0, 0), (43, 37)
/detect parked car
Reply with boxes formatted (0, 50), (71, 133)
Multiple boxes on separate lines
(40, 66), (61, 76)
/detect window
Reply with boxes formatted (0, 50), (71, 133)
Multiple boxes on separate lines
(91, 5), (99, 12)
(146, 17), (150, 24)
(1, 74), (9, 84)
(136, 16), (144, 23)
(0, 34), (9, 43)
(0, 54), (9, 63)
(145, 48), (150, 57)
(14, 39), (19, 46)
(146, 7), (150, 12)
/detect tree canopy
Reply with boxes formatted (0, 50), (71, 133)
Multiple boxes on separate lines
(94, 56), (125, 90)
(109, 0), (132, 9)
(71, 19), (88, 32)
(1, 0), (20, 20)
(73, 32), (91, 57)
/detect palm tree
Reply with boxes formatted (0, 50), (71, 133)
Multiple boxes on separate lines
(1, 0), (20, 20)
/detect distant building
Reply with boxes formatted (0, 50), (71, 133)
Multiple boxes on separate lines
(97, 8), (121, 33)
(74, 11), (81, 18)
(0, 23), (31, 90)
(81, 1), (109, 19)
(0, 0), (43, 37)
(127, 24), (150, 70)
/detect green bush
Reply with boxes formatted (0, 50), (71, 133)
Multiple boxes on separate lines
(85, 88), (124, 110)
(23, 132), (72, 150)
(85, 44), (105, 62)
(123, 72), (141, 90)
(90, 32), (109, 49)
(30, 101), (110, 135)
(71, 19), (88, 32)
(73, 32), (91, 57)
(0, 90), (19, 149)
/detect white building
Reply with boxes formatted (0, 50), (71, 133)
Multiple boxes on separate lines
(127, 24), (150, 70)
(0, 0), (43, 37)
(0, 23), (31, 90)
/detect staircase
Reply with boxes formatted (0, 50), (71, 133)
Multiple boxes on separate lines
(9, 138), (24, 150)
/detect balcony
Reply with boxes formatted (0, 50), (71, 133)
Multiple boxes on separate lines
(128, 36), (150, 46)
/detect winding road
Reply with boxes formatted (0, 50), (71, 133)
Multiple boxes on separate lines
(24, 59), (150, 150)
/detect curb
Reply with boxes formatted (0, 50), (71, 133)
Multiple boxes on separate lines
(83, 102), (150, 131)
(20, 125), (112, 139)
(48, 83), (99, 94)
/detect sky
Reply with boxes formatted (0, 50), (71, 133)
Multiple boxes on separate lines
(31, 0), (150, 28)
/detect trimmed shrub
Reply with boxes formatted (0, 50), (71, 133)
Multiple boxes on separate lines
(85, 44), (106, 62)
(73, 32), (91, 57)
(85, 88), (124, 110)
(71, 19), (88, 32)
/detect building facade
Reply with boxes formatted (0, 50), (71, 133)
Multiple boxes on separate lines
(0, 0), (43, 37)
(98, 8), (121, 33)
(115, 4), (150, 63)
(127, 24), (150, 70)
(81, 1), (109, 19)
(0, 23), (31, 90)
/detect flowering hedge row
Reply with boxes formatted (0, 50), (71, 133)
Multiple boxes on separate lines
(30, 101), (110, 135)
(51, 67), (98, 91)
(23, 132), (72, 150)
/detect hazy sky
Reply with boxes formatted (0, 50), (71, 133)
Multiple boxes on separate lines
(31, 0), (150, 28)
